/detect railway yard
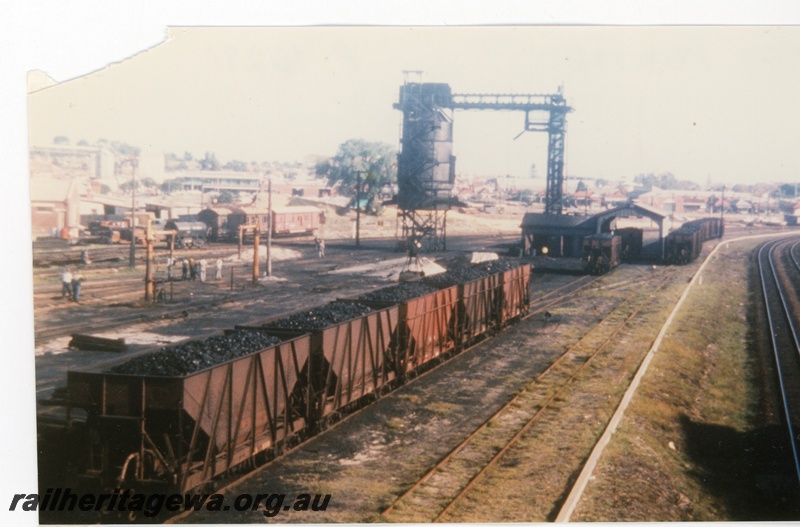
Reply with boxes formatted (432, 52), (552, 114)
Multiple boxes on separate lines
(30, 220), (800, 523)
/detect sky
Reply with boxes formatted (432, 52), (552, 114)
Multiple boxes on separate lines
(4, 4), (800, 527)
(24, 25), (800, 188)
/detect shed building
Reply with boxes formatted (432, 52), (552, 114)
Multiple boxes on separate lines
(521, 202), (668, 259)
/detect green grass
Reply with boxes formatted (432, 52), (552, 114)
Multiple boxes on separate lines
(572, 239), (771, 522)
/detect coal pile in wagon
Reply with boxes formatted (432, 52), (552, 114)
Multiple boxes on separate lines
(423, 258), (524, 285)
(107, 331), (284, 377)
(262, 301), (375, 331)
(355, 283), (441, 304)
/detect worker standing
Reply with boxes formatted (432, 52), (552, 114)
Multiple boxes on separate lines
(181, 259), (189, 280)
(71, 272), (84, 303)
(61, 267), (73, 300)
(215, 258), (223, 281)
(199, 259), (207, 283)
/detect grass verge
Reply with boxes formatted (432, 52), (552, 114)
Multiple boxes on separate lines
(572, 238), (800, 521)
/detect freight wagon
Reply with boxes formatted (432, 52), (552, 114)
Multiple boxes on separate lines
(48, 259), (531, 505)
(581, 233), (621, 275)
(616, 227), (643, 262)
(223, 206), (322, 241)
(663, 217), (724, 265)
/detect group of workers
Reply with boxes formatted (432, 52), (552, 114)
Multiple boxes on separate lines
(167, 257), (224, 282)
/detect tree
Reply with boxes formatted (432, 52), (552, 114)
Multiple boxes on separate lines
(161, 179), (182, 193)
(218, 190), (236, 203)
(53, 135), (69, 145)
(634, 172), (699, 191)
(200, 151), (219, 171)
(317, 139), (397, 212)
(779, 183), (797, 198)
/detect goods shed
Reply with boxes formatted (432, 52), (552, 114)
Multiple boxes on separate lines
(521, 202), (667, 258)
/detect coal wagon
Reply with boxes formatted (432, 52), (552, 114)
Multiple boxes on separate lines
(581, 233), (621, 275)
(65, 330), (311, 494)
(48, 258), (531, 504)
(663, 217), (724, 265)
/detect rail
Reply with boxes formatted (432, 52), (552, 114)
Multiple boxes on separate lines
(759, 239), (800, 484)
(380, 269), (673, 522)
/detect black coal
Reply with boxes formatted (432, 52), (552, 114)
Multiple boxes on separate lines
(423, 258), (524, 286)
(262, 301), (375, 330)
(107, 330), (283, 377)
(356, 283), (441, 304)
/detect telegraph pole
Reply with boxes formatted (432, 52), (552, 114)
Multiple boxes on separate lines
(253, 220), (260, 284)
(144, 220), (154, 301)
(267, 177), (273, 277)
(128, 158), (138, 269)
(355, 171), (362, 249)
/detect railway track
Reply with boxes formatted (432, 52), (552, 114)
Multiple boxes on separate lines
(378, 268), (675, 522)
(757, 237), (800, 484)
(163, 270), (597, 525)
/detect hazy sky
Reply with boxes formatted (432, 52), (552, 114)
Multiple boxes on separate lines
(27, 26), (800, 186)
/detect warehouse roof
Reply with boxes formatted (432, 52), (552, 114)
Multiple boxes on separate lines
(520, 213), (593, 229)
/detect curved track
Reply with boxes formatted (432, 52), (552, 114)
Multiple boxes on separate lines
(757, 237), (800, 484)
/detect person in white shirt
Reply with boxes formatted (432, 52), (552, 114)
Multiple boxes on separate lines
(61, 268), (73, 299)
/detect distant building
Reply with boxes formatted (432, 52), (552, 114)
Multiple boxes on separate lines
(30, 177), (80, 237)
(29, 144), (116, 181)
(169, 170), (262, 194)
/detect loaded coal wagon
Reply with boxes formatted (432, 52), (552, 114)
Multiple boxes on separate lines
(423, 259), (532, 344)
(239, 301), (400, 430)
(351, 283), (461, 376)
(663, 217), (723, 265)
(664, 227), (702, 264)
(65, 330), (312, 494)
(51, 258), (531, 501)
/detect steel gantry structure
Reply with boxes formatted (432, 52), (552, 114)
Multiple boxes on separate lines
(393, 81), (572, 252)
(450, 91), (572, 215)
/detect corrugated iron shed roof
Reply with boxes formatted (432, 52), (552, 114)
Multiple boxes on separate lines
(521, 213), (593, 229)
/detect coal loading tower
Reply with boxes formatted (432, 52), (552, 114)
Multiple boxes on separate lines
(393, 77), (572, 252)
(394, 82), (458, 252)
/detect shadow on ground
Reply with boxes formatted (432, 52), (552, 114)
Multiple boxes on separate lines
(680, 414), (800, 520)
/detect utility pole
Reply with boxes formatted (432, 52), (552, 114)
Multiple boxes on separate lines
(267, 177), (273, 277)
(720, 185), (725, 224)
(144, 220), (154, 301)
(253, 220), (260, 284)
(128, 158), (138, 269)
(355, 171), (362, 249)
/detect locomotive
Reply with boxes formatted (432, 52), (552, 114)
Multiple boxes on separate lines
(580, 228), (643, 275)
